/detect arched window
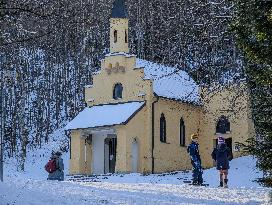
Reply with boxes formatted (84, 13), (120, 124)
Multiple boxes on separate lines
(216, 116), (230, 134)
(125, 30), (128, 43)
(160, 113), (166, 143)
(114, 30), (118, 43)
(113, 83), (123, 99)
(180, 118), (186, 146)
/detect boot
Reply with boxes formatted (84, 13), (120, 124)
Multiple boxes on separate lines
(218, 181), (223, 187)
(223, 179), (228, 188)
(191, 180), (198, 185)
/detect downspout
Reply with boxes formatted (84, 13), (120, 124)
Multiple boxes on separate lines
(84, 138), (87, 175)
(65, 130), (71, 160)
(151, 95), (159, 174)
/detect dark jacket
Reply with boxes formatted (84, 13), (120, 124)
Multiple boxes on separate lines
(47, 155), (64, 181)
(187, 141), (202, 167)
(211, 143), (233, 170)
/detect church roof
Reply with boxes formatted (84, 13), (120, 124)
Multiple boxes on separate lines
(64, 101), (145, 130)
(136, 59), (200, 105)
(111, 0), (128, 19)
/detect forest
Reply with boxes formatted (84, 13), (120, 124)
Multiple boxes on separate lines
(0, 0), (248, 170)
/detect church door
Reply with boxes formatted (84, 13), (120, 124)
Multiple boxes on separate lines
(131, 140), (138, 172)
(109, 138), (117, 173)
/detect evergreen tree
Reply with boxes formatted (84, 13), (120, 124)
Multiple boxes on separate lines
(232, 0), (272, 186)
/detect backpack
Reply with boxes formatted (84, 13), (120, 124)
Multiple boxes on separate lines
(45, 159), (57, 173)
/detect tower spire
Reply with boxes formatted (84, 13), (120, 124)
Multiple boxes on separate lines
(111, 0), (128, 19)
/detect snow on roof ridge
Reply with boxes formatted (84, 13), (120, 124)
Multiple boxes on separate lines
(136, 58), (200, 104)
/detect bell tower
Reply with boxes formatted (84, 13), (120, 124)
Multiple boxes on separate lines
(110, 0), (129, 53)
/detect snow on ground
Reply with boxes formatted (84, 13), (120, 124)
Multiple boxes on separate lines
(0, 177), (270, 205)
(0, 130), (271, 205)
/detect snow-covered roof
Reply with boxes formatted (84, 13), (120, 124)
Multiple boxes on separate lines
(136, 59), (200, 104)
(65, 101), (145, 130)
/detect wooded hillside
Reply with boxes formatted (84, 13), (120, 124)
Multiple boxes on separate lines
(0, 0), (244, 169)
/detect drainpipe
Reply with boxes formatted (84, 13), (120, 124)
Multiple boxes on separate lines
(151, 95), (159, 174)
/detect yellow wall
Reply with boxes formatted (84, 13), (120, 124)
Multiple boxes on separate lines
(199, 83), (255, 168)
(115, 106), (152, 173)
(153, 98), (202, 173)
(69, 130), (92, 175)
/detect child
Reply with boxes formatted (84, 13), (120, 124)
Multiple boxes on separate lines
(211, 136), (233, 188)
(187, 133), (203, 185)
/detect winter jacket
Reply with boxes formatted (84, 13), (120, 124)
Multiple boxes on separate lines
(211, 143), (233, 170)
(187, 141), (202, 168)
(47, 156), (64, 181)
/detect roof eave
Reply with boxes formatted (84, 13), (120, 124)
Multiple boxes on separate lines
(157, 95), (203, 107)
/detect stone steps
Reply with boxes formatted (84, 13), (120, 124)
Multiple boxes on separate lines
(66, 175), (109, 183)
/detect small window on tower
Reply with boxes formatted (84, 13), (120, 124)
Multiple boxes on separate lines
(114, 30), (118, 43)
(125, 30), (128, 43)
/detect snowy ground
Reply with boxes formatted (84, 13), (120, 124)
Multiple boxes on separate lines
(0, 156), (271, 205)
(0, 133), (271, 205)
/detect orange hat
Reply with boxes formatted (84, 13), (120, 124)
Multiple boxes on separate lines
(191, 133), (199, 140)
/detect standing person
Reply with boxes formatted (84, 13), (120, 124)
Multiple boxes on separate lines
(211, 136), (233, 188)
(187, 133), (203, 185)
(45, 151), (64, 181)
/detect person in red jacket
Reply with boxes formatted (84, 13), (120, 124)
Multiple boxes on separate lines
(45, 151), (64, 181)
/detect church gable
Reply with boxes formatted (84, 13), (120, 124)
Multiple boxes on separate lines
(85, 53), (152, 106)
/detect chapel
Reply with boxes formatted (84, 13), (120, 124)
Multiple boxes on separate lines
(65, 0), (254, 175)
